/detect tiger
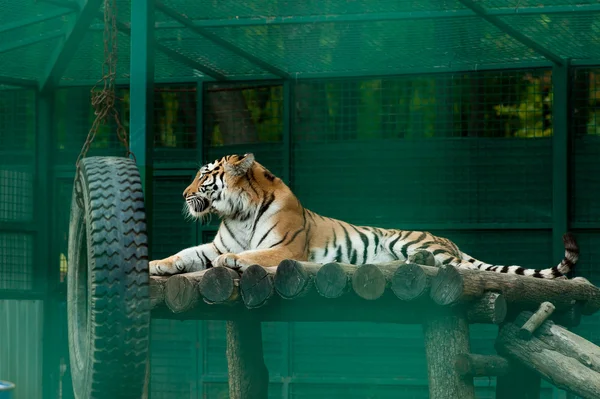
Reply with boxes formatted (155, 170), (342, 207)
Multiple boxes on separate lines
(149, 153), (579, 279)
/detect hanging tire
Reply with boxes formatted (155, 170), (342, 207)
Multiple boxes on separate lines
(67, 156), (150, 399)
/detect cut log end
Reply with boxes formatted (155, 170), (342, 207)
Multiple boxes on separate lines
(164, 271), (205, 313)
(430, 264), (465, 306)
(315, 262), (350, 299)
(274, 259), (311, 299)
(391, 263), (430, 301)
(149, 276), (168, 309)
(198, 266), (240, 304)
(351, 264), (387, 300)
(240, 265), (275, 309)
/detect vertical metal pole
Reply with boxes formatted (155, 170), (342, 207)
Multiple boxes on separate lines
(37, 88), (58, 399)
(196, 79), (204, 244)
(281, 80), (292, 399)
(130, 3), (154, 398)
(552, 60), (570, 262)
(195, 79), (205, 398)
(130, 0), (155, 258)
(282, 80), (292, 188)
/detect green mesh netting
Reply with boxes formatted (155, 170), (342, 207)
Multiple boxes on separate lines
(0, 0), (599, 83)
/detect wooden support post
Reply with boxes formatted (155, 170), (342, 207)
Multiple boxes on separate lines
(455, 353), (510, 377)
(240, 265), (277, 308)
(519, 302), (555, 339)
(198, 266), (240, 304)
(226, 315), (269, 399)
(423, 311), (475, 399)
(164, 270), (209, 313)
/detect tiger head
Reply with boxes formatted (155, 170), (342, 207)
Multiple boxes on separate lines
(182, 153), (259, 220)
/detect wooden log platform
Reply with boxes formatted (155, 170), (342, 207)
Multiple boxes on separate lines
(148, 257), (596, 328)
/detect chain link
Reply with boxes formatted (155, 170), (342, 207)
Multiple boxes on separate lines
(74, 0), (135, 208)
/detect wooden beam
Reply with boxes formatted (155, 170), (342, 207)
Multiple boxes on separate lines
(496, 311), (600, 398)
(430, 264), (600, 315)
(455, 353), (510, 378)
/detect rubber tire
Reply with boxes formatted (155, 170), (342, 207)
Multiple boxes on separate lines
(67, 156), (150, 399)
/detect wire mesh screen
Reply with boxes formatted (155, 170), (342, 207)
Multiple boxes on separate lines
(201, 82), (285, 230)
(0, 88), (36, 293)
(54, 87), (128, 166)
(153, 84), (199, 159)
(570, 67), (600, 346)
(292, 70), (552, 230)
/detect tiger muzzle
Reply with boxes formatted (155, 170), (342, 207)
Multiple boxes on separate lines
(187, 196), (210, 213)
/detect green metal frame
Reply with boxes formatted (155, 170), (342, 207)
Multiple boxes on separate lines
(39, 0), (104, 92)
(0, 30), (64, 54)
(0, 76), (38, 87)
(457, 0), (564, 65)
(552, 61), (570, 263)
(0, 9), (74, 34)
(155, 1), (291, 79)
(129, 0), (155, 259)
(109, 16), (228, 81)
(148, 3), (600, 28)
(36, 88), (62, 399)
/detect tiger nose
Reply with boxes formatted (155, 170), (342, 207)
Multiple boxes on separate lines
(182, 187), (193, 199)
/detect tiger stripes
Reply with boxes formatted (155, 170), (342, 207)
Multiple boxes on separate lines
(149, 153), (579, 279)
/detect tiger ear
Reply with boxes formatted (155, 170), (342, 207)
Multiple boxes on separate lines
(225, 153), (255, 176)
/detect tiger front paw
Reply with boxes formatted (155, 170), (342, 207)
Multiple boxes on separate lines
(213, 253), (250, 272)
(149, 256), (183, 276)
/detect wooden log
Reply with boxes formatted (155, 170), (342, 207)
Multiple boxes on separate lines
(149, 276), (168, 309)
(466, 292), (507, 325)
(515, 311), (600, 374)
(391, 263), (438, 301)
(164, 270), (209, 313)
(454, 353), (510, 377)
(496, 363), (541, 399)
(273, 259), (321, 299)
(226, 315), (269, 399)
(351, 263), (392, 300)
(315, 262), (357, 299)
(519, 301), (555, 340)
(423, 311), (475, 399)
(198, 266), (240, 305)
(430, 264), (600, 315)
(496, 315), (600, 399)
(240, 265), (276, 309)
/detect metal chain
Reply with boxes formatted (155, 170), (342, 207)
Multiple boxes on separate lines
(74, 0), (135, 208)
